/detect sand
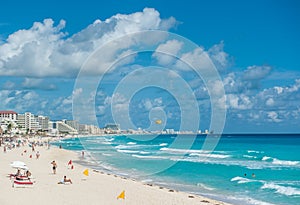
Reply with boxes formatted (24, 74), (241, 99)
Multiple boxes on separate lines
(0, 142), (232, 205)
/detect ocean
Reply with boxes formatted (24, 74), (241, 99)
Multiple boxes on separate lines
(53, 134), (300, 205)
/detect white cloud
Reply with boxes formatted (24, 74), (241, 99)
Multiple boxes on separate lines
(226, 94), (253, 110)
(72, 88), (83, 98)
(143, 99), (153, 111)
(97, 105), (106, 115)
(243, 65), (271, 80)
(153, 39), (183, 65)
(208, 41), (229, 71)
(141, 97), (163, 111)
(267, 111), (282, 122)
(0, 90), (41, 112)
(175, 47), (205, 71)
(0, 8), (176, 78)
(265, 98), (275, 106)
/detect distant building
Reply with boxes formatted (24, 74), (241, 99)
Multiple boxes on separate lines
(49, 121), (78, 135)
(0, 110), (17, 122)
(17, 112), (41, 132)
(105, 123), (120, 131)
(166, 129), (175, 134)
(65, 120), (79, 131)
(79, 124), (89, 135)
(87, 124), (104, 135)
(37, 115), (50, 131)
(104, 123), (120, 134)
(0, 111), (18, 134)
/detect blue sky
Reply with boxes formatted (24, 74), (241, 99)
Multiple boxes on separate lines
(0, 0), (299, 133)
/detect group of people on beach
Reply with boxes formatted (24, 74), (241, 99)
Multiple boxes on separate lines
(51, 160), (73, 184)
(14, 169), (32, 178)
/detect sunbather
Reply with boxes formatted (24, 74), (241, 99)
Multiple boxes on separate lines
(63, 176), (72, 184)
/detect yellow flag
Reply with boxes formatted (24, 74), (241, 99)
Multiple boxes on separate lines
(83, 169), (89, 176)
(117, 190), (125, 199)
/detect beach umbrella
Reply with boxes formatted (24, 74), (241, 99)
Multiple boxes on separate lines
(12, 164), (29, 170)
(10, 161), (28, 170)
(10, 161), (26, 167)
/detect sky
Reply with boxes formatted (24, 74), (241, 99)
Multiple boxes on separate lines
(0, 0), (299, 133)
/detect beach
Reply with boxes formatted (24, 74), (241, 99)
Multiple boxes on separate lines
(0, 139), (232, 205)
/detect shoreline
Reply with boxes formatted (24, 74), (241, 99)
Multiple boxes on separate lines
(54, 138), (236, 205)
(0, 137), (233, 205)
(57, 146), (235, 205)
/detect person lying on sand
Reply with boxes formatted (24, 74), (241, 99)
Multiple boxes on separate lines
(58, 176), (72, 184)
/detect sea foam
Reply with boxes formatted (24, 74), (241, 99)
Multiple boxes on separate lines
(231, 176), (256, 184)
(261, 183), (300, 196)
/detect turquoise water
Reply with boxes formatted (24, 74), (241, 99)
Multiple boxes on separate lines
(53, 134), (300, 205)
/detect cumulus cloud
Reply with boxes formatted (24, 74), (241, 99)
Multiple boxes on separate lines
(224, 78), (300, 125)
(243, 65), (271, 80)
(152, 39), (183, 65)
(1, 8), (299, 131)
(222, 66), (273, 93)
(0, 90), (41, 113)
(267, 111), (282, 122)
(226, 94), (253, 110)
(0, 19), (67, 77)
(265, 98), (275, 106)
(208, 41), (229, 71)
(0, 8), (176, 78)
(0, 89), (74, 120)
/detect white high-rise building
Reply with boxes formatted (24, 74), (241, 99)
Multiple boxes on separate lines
(65, 120), (79, 131)
(37, 115), (50, 131)
(17, 112), (41, 132)
(49, 121), (78, 135)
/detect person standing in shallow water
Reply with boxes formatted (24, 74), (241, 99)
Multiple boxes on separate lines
(51, 160), (57, 174)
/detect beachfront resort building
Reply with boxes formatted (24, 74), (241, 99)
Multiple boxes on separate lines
(49, 121), (78, 135)
(37, 115), (50, 131)
(65, 120), (80, 131)
(0, 110), (17, 122)
(78, 124), (104, 135)
(0, 110), (19, 134)
(17, 112), (41, 133)
(104, 123), (120, 134)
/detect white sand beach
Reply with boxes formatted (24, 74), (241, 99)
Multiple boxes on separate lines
(0, 139), (232, 205)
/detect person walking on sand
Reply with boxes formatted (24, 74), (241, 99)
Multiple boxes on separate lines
(51, 160), (57, 174)
(36, 151), (40, 159)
